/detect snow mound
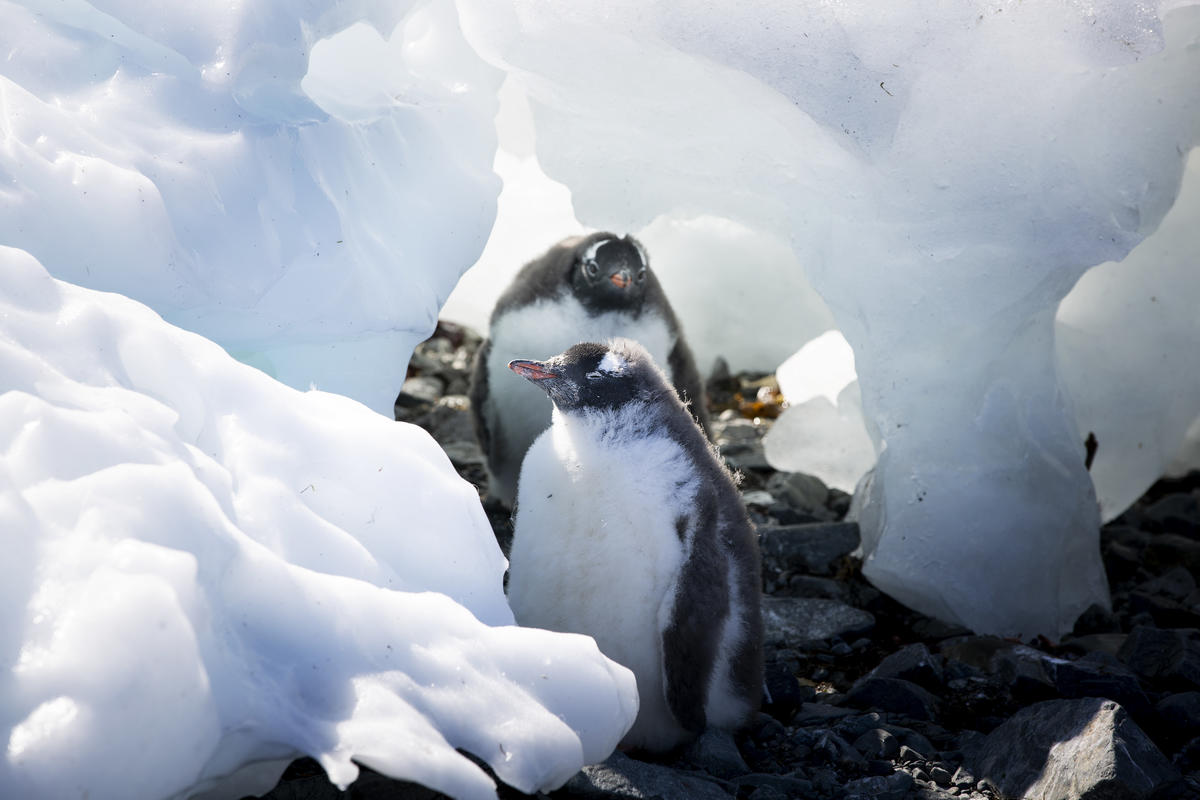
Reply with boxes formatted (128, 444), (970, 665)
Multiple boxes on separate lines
(0, 247), (637, 800)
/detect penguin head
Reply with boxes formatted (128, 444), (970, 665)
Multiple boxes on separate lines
(509, 339), (668, 414)
(567, 234), (651, 313)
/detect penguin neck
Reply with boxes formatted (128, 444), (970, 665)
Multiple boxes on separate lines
(552, 400), (665, 450)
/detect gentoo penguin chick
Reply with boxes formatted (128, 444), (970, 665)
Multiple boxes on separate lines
(506, 339), (762, 752)
(469, 232), (708, 507)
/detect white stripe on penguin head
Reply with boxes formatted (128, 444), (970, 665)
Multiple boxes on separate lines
(582, 236), (614, 263)
(598, 349), (628, 375)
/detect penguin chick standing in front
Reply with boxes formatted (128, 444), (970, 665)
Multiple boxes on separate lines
(506, 339), (762, 753)
(469, 233), (708, 507)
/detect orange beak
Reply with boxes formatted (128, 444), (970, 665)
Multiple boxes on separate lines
(509, 360), (560, 381)
(610, 271), (631, 289)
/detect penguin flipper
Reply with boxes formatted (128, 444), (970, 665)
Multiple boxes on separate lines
(660, 489), (728, 734)
(468, 337), (493, 458)
(667, 337), (711, 439)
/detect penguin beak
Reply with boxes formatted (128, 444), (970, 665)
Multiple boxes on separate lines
(509, 359), (561, 382)
(609, 270), (631, 290)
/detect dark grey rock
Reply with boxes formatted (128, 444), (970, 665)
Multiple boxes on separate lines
(393, 375), (444, 413)
(1063, 633), (1129, 657)
(439, 440), (485, 470)
(990, 645), (1058, 703)
(792, 702), (856, 727)
(867, 643), (944, 691)
(971, 698), (1177, 800)
(761, 660), (805, 721)
(950, 765), (975, 789)
(814, 729), (867, 770)
(680, 729), (749, 780)
(764, 471), (830, 514)
(563, 751), (733, 800)
(1145, 534), (1200, 574)
(1155, 691), (1200, 742)
(733, 773), (815, 798)
(780, 574), (853, 602)
(1144, 493), (1200, 534)
(843, 772), (913, 800)
(939, 636), (1013, 672)
(853, 728), (900, 760)
(898, 744), (927, 763)
(1140, 566), (1198, 601)
(845, 677), (941, 721)
(886, 728), (936, 758)
(929, 765), (953, 786)
(759, 522), (860, 577)
(713, 418), (770, 471)
(761, 596), (875, 645)
(1053, 651), (1151, 716)
(415, 395), (476, 444)
(1118, 626), (1200, 690)
(1073, 602), (1123, 635)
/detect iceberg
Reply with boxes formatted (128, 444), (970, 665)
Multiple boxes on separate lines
(0, 247), (637, 799)
(455, 0), (1200, 637)
(4, 6), (1200, 799)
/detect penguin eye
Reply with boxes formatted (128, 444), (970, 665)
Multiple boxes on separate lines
(636, 269), (646, 283)
(582, 259), (600, 278)
(585, 371), (603, 381)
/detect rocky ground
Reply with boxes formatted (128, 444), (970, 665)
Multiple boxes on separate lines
(255, 322), (1200, 800)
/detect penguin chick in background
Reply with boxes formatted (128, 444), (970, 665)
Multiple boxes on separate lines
(506, 339), (762, 753)
(469, 233), (709, 507)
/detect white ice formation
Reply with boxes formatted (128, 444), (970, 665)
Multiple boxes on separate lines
(0, 247), (637, 799)
(0, 0), (501, 416)
(453, 0), (1200, 637)
(4, 4), (1200, 797)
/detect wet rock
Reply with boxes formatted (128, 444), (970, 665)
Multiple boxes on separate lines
(680, 729), (749, 780)
(972, 698), (1177, 800)
(866, 643), (944, 691)
(562, 751), (732, 800)
(762, 597), (874, 646)
(759, 522), (860, 577)
(845, 677), (941, 722)
(1119, 627), (1200, 690)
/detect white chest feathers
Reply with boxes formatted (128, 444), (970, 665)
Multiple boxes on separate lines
(506, 409), (703, 750)
(483, 294), (676, 504)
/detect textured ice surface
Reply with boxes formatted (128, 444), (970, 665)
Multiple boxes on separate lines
(0, 0), (501, 416)
(0, 248), (637, 799)
(763, 332), (874, 493)
(1058, 151), (1200, 519)
(457, 0), (1200, 636)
